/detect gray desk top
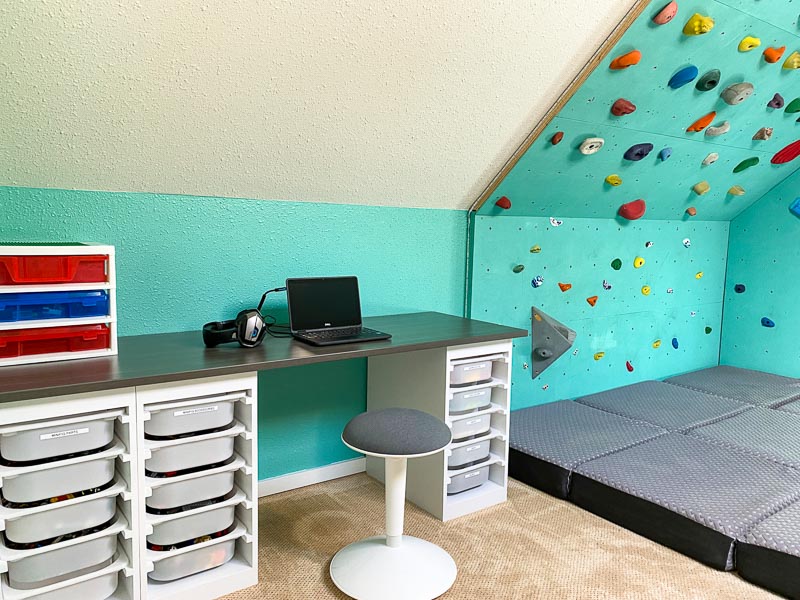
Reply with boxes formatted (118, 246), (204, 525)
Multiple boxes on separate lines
(0, 312), (527, 403)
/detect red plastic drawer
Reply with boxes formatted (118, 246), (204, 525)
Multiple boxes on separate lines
(0, 255), (108, 285)
(0, 324), (111, 358)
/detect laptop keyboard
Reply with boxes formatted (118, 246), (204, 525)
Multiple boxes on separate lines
(303, 327), (362, 340)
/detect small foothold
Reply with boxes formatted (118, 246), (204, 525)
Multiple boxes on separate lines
(734, 284), (746, 293)
(594, 352), (605, 361)
(611, 258), (623, 271)
(551, 131), (564, 145)
(522, 362), (529, 370)
(783, 51), (800, 70)
(761, 317), (776, 328)
(690, 311), (697, 317)
(549, 217), (563, 227)
(696, 271), (704, 279)
(512, 264), (525, 273)
(530, 245), (542, 254)
(785, 98), (800, 113)
(705, 121), (730, 137)
(771, 140), (800, 165)
(645, 241), (654, 248)
(572, 349), (579, 356)
(634, 257), (645, 269)
(659, 147), (672, 161)
(738, 36), (761, 52)
(641, 285), (651, 296)
(605, 174), (623, 186)
(686, 207), (697, 217)
(672, 338), (679, 349)
(693, 181), (710, 195)
(609, 49), (642, 70)
(733, 157), (759, 173)
(728, 185), (746, 196)
(586, 296), (598, 307)
(653, 340), (662, 349)
(668, 65), (699, 89)
(618, 199), (647, 220)
(768, 94), (785, 109)
(753, 127), (773, 141)
(687, 112), (716, 132)
(667, 288), (674, 294)
(579, 137), (605, 155)
(495, 196), (511, 209)
(542, 384), (550, 391)
(695, 69), (721, 92)
(626, 361), (634, 373)
(682, 238), (691, 248)
(558, 282), (572, 292)
(721, 82), (754, 106)
(652, 1), (678, 25)
(763, 46), (786, 64)
(602, 279), (612, 290)
(623, 143), (654, 161)
(682, 13), (714, 36)
(611, 98), (637, 116)
(705, 326), (713, 334)
(702, 152), (719, 166)
(531, 276), (544, 288)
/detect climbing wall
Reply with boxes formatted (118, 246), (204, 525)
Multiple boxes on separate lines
(721, 168), (800, 377)
(471, 215), (728, 409)
(479, 0), (800, 221)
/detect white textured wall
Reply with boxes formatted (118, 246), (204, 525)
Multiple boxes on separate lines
(0, 0), (635, 209)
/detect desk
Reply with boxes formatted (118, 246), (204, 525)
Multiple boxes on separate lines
(0, 312), (526, 600)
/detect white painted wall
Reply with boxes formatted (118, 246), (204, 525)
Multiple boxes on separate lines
(0, 0), (635, 209)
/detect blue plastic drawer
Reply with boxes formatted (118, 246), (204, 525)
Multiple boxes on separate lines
(0, 290), (110, 322)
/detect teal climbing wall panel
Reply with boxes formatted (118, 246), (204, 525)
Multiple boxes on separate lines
(471, 215), (728, 409)
(721, 168), (800, 376)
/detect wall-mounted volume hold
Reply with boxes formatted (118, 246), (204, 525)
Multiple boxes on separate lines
(652, 1), (678, 25)
(695, 69), (721, 91)
(623, 143), (654, 161)
(767, 94), (785, 109)
(738, 36), (761, 52)
(610, 50), (642, 70)
(659, 147), (672, 161)
(790, 197), (800, 218)
(734, 157), (759, 172)
(611, 98), (636, 116)
(763, 46), (785, 64)
(495, 196), (512, 209)
(669, 65), (699, 89)
(605, 174), (623, 186)
(728, 185), (746, 196)
(721, 82), (754, 106)
(771, 140), (800, 164)
(579, 137), (605, 155)
(702, 153), (719, 166)
(693, 181), (710, 195)
(783, 51), (800, 69)
(705, 121), (730, 137)
(683, 13), (714, 35)
(618, 199), (647, 220)
(753, 127), (773, 140)
(551, 131), (564, 145)
(687, 112), (715, 132)
(785, 98), (800, 113)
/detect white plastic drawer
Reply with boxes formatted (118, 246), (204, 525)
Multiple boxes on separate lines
(146, 437), (234, 474)
(0, 418), (114, 464)
(2, 456), (116, 504)
(148, 505), (236, 547)
(7, 534), (116, 590)
(5, 495), (117, 545)
(450, 414), (491, 441)
(448, 440), (490, 470)
(31, 570), (118, 600)
(148, 538), (235, 582)
(447, 465), (489, 495)
(147, 471), (235, 511)
(450, 359), (493, 386)
(449, 387), (491, 415)
(145, 399), (236, 438)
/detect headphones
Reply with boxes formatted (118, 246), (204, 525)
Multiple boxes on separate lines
(202, 287), (287, 349)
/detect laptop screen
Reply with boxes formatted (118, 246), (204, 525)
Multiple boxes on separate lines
(286, 277), (362, 332)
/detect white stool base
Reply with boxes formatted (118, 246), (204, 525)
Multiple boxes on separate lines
(330, 535), (457, 600)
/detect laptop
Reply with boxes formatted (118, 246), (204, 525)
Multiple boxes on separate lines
(286, 276), (392, 346)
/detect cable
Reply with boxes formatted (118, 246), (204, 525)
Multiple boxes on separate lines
(256, 287), (293, 338)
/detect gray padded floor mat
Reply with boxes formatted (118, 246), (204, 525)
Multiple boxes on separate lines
(665, 366), (800, 407)
(745, 499), (800, 558)
(778, 397), (800, 415)
(575, 380), (749, 432)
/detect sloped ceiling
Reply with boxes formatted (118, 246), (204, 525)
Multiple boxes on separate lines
(479, 0), (800, 221)
(0, 0), (636, 210)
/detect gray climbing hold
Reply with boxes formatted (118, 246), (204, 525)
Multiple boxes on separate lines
(721, 82), (754, 105)
(705, 121), (730, 137)
(695, 69), (721, 92)
(530, 307), (577, 379)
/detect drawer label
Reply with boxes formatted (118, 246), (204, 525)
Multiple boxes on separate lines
(466, 445), (482, 452)
(460, 391), (485, 399)
(173, 405), (219, 417)
(40, 427), (89, 440)
(465, 419), (482, 425)
(464, 471), (482, 479)
(462, 363), (488, 372)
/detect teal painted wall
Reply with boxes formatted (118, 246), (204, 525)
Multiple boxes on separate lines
(1, 186), (467, 478)
(721, 170), (800, 376)
(471, 215), (728, 409)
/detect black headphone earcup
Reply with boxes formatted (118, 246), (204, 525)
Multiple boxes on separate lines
(235, 309), (266, 348)
(202, 320), (238, 347)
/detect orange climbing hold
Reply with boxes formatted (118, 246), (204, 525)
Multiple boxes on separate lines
(586, 296), (598, 307)
(610, 50), (642, 70)
(558, 282), (572, 292)
(495, 196), (511, 209)
(686, 112), (716, 132)
(763, 46), (786, 64)
(686, 207), (697, 217)
(551, 131), (564, 145)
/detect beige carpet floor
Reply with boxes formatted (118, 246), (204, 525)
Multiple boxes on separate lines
(224, 474), (777, 599)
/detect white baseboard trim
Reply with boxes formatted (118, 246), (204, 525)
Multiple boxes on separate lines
(258, 457), (366, 497)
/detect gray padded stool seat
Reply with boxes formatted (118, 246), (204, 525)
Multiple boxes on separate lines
(665, 366), (800, 407)
(331, 408), (456, 600)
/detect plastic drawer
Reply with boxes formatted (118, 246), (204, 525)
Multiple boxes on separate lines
(145, 399), (236, 438)
(148, 538), (235, 582)
(447, 465), (490, 495)
(5, 495), (117, 545)
(147, 471), (235, 511)
(450, 414), (491, 442)
(146, 437), (235, 474)
(448, 440), (491, 470)
(0, 290), (110, 323)
(32, 570), (118, 600)
(450, 359), (493, 387)
(0, 255), (108, 286)
(2, 456), (116, 504)
(0, 324), (111, 360)
(149, 505), (236, 547)
(7, 534), (116, 590)
(0, 417), (114, 464)
(449, 387), (491, 415)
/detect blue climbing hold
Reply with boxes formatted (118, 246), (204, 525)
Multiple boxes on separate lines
(624, 143), (654, 161)
(790, 197), (800, 218)
(672, 337), (679, 349)
(668, 65), (699, 89)
(762, 317), (776, 328)
(734, 284), (746, 294)
(659, 147), (672, 161)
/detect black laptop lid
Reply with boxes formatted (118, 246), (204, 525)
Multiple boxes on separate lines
(286, 277), (363, 333)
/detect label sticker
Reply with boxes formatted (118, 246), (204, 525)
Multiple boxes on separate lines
(40, 427), (89, 441)
(461, 391), (484, 399)
(462, 363), (488, 372)
(174, 405), (219, 417)
(464, 471), (481, 479)
(465, 419), (481, 425)
(466, 445), (482, 452)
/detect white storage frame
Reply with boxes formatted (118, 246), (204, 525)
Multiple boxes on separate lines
(0, 244), (118, 367)
(366, 340), (512, 522)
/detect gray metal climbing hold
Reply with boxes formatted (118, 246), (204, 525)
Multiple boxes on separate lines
(695, 69), (721, 91)
(721, 82), (754, 105)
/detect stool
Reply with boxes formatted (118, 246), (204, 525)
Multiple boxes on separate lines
(330, 408), (457, 600)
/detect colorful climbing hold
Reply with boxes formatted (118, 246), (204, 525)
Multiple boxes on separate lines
(549, 217), (563, 227)
(721, 82), (754, 106)
(683, 13), (714, 36)
(530, 245), (542, 254)
(690, 311), (697, 317)
(696, 271), (704, 279)
(669, 65), (699, 89)
(687, 112), (716, 132)
(652, 1), (678, 25)
(705, 121), (730, 137)
(531, 276), (544, 288)
(733, 157), (759, 173)
(753, 127), (773, 141)
(672, 338), (679, 349)
(693, 181), (710, 195)
(586, 296), (598, 307)
(611, 258), (623, 271)
(667, 288), (674, 294)
(790, 198), (800, 218)
(785, 98), (800, 113)
(686, 207), (697, 217)
(618, 199), (647, 220)
(651, 340), (661, 350)
(558, 282), (572, 292)
(702, 153), (719, 166)
(728, 185), (746, 196)
(768, 94), (785, 109)
(738, 36), (761, 52)
(763, 46), (786, 64)
(705, 327), (713, 334)
(594, 352), (605, 361)
(610, 50), (642, 70)
(602, 279), (612, 290)
(611, 98), (636, 116)
(645, 241), (654, 248)
(623, 143), (654, 161)
(605, 174), (623, 186)
(626, 361), (634, 373)
(659, 147), (672, 161)
(761, 317), (776, 328)
(513, 264), (525, 273)
(683, 238), (691, 248)
(495, 196), (511, 209)
(633, 257), (645, 269)
(696, 69), (721, 92)
(579, 138), (604, 155)
(783, 51), (800, 70)
(533, 312), (543, 322)
(771, 140), (800, 165)
(734, 284), (746, 293)
(641, 285), (651, 296)
(551, 131), (564, 145)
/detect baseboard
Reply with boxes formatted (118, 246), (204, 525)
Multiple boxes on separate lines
(258, 457), (367, 497)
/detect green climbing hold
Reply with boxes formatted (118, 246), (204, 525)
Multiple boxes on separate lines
(705, 326), (713, 334)
(733, 157), (759, 173)
(512, 264), (525, 273)
(611, 258), (623, 271)
(786, 98), (800, 114)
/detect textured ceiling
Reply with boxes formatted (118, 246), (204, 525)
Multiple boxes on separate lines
(480, 0), (800, 221)
(0, 0), (636, 210)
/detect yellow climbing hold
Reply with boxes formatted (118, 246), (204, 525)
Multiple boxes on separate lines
(653, 340), (662, 349)
(696, 271), (704, 279)
(693, 181), (711, 195)
(593, 352), (605, 361)
(530, 245), (542, 253)
(728, 185), (746, 196)
(642, 285), (651, 296)
(738, 36), (761, 52)
(683, 13), (715, 36)
(634, 257), (645, 269)
(605, 174), (623, 186)
(783, 51), (800, 70)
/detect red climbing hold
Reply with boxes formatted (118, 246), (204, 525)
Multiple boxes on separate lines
(558, 282), (572, 292)
(495, 196), (511, 209)
(551, 131), (564, 145)
(618, 199), (647, 220)
(611, 98), (637, 116)
(586, 296), (598, 307)
(686, 207), (697, 217)
(626, 361), (634, 372)
(771, 140), (800, 164)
